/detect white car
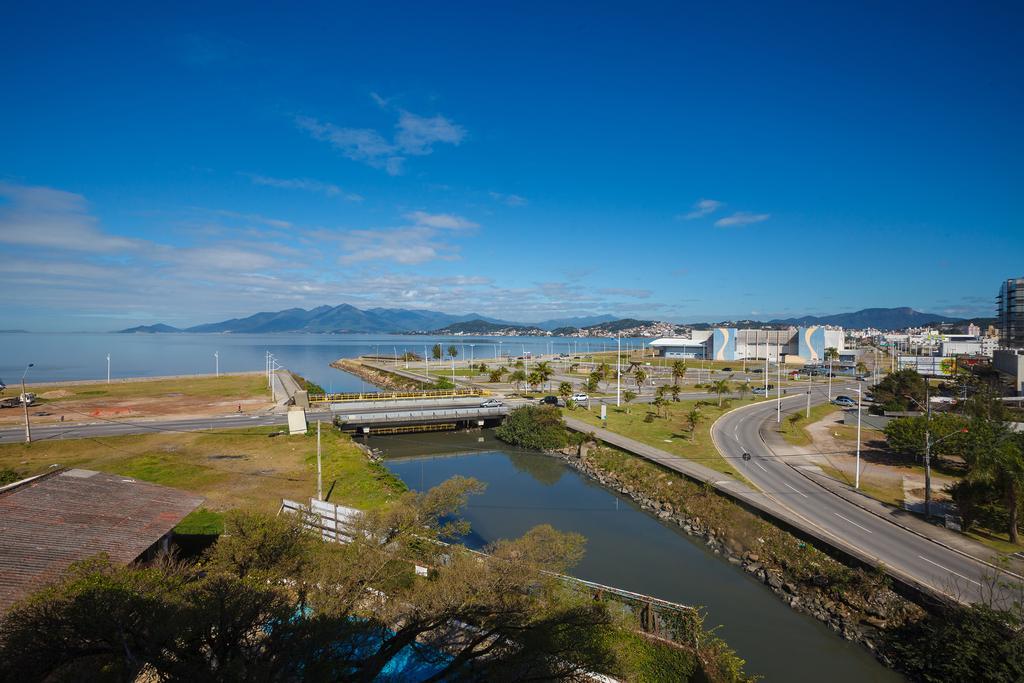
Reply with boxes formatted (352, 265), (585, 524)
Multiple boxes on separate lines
(479, 399), (504, 408)
(571, 393), (589, 403)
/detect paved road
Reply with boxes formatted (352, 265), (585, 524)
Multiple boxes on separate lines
(714, 385), (1013, 605)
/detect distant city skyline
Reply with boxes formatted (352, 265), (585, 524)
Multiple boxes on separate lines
(1, 3), (1021, 331)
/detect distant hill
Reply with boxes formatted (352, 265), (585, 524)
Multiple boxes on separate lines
(768, 307), (968, 330)
(429, 319), (546, 335)
(531, 314), (617, 331)
(117, 324), (182, 333)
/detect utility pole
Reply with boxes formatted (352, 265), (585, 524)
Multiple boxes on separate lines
(776, 340), (782, 423)
(616, 334), (621, 406)
(828, 351), (833, 402)
(764, 335), (769, 392)
(21, 363), (34, 444)
(214, 351), (219, 377)
(806, 371), (812, 418)
(316, 420), (323, 501)
(855, 382), (863, 489)
(106, 353), (110, 384)
(924, 381), (932, 518)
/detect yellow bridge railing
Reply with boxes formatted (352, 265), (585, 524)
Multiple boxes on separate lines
(309, 388), (486, 403)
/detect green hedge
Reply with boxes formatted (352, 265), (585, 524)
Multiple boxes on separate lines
(495, 405), (569, 451)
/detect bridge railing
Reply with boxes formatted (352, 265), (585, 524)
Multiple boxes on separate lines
(309, 387), (485, 403)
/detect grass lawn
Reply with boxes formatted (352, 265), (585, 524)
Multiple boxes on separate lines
(964, 528), (1024, 555)
(0, 425), (406, 516)
(22, 374), (268, 403)
(816, 463), (905, 508)
(567, 398), (766, 479)
(775, 403), (840, 446)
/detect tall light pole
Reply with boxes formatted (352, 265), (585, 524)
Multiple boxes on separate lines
(764, 335), (769, 392)
(214, 351), (219, 377)
(21, 363), (34, 443)
(106, 353), (111, 384)
(849, 383), (864, 489)
(776, 340), (782, 423)
(616, 334), (621, 406)
(316, 420), (323, 501)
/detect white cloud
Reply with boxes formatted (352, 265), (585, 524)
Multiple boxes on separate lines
(247, 174), (362, 201)
(599, 287), (653, 299)
(680, 198), (724, 220)
(404, 211), (478, 230)
(489, 191), (528, 207)
(394, 111), (466, 155)
(714, 212), (770, 227)
(296, 99), (465, 175)
(0, 182), (140, 252)
(337, 227), (458, 265)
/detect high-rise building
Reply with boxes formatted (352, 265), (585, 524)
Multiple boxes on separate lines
(997, 277), (1024, 349)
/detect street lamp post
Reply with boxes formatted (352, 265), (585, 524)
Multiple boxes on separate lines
(106, 353), (111, 384)
(848, 382), (864, 489)
(616, 334), (621, 407)
(21, 363), (34, 443)
(214, 351), (219, 377)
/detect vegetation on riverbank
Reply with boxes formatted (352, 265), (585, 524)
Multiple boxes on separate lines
(496, 405), (571, 451)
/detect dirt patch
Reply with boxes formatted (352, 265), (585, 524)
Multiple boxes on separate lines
(38, 390), (72, 399)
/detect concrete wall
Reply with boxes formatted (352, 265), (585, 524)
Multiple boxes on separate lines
(994, 349), (1024, 395)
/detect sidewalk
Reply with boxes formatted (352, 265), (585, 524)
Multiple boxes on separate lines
(759, 417), (1024, 577)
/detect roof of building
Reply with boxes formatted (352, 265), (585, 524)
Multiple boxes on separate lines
(648, 337), (707, 347)
(0, 469), (203, 612)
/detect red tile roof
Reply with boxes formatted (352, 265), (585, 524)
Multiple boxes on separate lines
(0, 469), (203, 612)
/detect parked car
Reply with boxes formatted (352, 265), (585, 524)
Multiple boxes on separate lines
(751, 368), (764, 373)
(752, 387), (768, 395)
(571, 393), (589, 403)
(720, 367), (733, 372)
(539, 395), (560, 406)
(479, 399), (504, 408)
(832, 396), (857, 407)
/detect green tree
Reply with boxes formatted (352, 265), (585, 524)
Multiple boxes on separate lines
(670, 384), (681, 402)
(447, 345), (458, 360)
(496, 405), (569, 451)
(527, 370), (544, 392)
(824, 347), (839, 364)
(536, 361), (553, 391)
(509, 369), (527, 392)
(634, 368), (647, 394)
(671, 360), (687, 386)
(596, 362), (611, 389)
(586, 372), (602, 394)
(432, 344), (442, 361)
(735, 381), (750, 401)
(478, 362), (489, 375)
(622, 390), (637, 413)
(558, 381), (573, 406)
(870, 368), (926, 414)
(711, 379), (731, 407)
(964, 420), (1024, 544)
(488, 367), (507, 383)
(883, 413), (970, 465)
(685, 407), (703, 440)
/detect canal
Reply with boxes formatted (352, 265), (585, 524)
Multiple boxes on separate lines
(376, 430), (903, 682)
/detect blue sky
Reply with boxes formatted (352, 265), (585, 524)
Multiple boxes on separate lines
(1, 1), (1021, 331)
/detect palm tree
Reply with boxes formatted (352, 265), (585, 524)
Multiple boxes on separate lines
(448, 345), (459, 360)
(685, 407), (703, 440)
(488, 368), (506, 383)
(622, 390), (637, 413)
(654, 386), (669, 417)
(736, 380), (751, 401)
(527, 370), (544, 392)
(670, 385), (681, 402)
(596, 362), (611, 389)
(509, 369), (526, 392)
(671, 360), (687, 386)
(558, 381), (573, 407)
(432, 344), (442, 361)
(711, 379), (731, 407)
(634, 368), (647, 394)
(536, 361), (553, 390)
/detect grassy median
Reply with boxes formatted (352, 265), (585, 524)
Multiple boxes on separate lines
(566, 398), (768, 479)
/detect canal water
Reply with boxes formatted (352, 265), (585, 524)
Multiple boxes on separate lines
(378, 430), (903, 682)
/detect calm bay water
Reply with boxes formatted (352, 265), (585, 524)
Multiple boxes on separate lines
(0, 332), (649, 390)
(380, 431), (903, 683)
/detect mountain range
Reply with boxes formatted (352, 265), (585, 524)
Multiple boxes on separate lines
(766, 307), (989, 330)
(116, 305), (987, 335)
(117, 306), (616, 334)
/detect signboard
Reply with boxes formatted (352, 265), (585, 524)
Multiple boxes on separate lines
(897, 356), (956, 377)
(600, 404), (607, 422)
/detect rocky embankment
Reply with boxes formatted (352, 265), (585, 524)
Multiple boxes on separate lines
(552, 441), (928, 668)
(331, 359), (434, 391)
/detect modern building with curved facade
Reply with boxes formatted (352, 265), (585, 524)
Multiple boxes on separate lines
(650, 326), (845, 363)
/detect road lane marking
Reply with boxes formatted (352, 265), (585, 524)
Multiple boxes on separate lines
(754, 459), (768, 472)
(783, 482), (808, 498)
(833, 512), (873, 533)
(917, 555), (982, 587)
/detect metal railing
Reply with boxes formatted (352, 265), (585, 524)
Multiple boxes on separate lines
(309, 388), (485, 403)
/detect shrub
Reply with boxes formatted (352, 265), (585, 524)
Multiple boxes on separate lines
(495, 405), (569, 451)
